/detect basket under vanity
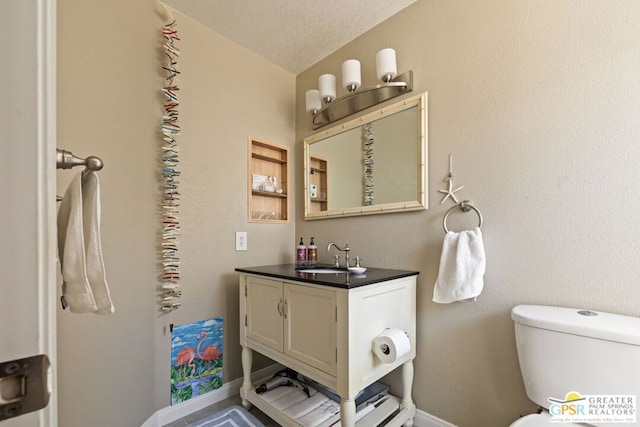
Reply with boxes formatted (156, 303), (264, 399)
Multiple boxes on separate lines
(236, 264), (418, 427)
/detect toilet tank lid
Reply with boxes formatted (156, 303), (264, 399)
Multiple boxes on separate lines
(511, 305), (640, 346)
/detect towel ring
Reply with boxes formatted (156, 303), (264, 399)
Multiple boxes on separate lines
(443, 200), (483, 233)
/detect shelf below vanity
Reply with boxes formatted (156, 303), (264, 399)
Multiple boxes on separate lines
(236, 264), (419, 427)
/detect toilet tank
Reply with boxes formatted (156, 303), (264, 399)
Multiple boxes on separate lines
(511, 305), (640, 411)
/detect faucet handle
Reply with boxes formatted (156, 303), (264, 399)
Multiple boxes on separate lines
(333, 255), (340, 268)
(353, 256), (361, 268)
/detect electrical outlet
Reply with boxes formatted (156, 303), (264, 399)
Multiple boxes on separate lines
(235, 231), (248, 251)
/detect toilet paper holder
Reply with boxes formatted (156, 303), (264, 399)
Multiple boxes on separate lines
(372, 328), (411, 363)
(379, 343), (391, 355)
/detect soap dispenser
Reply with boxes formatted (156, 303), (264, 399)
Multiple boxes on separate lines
(296, 237), (307, 266)
(308, 237), (318, 265)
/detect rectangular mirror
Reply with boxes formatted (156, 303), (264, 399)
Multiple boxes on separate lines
(304, 92), (428, 220)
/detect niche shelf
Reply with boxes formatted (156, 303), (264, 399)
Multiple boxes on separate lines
(308, 156), (328, 213)
(248, 138), (289, 223)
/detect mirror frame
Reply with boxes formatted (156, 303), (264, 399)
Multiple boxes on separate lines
(304, 92), (428, 220)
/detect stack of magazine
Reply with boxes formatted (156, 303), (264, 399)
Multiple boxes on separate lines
(302, 375), (389, 407)
(256, 369), (393, 426)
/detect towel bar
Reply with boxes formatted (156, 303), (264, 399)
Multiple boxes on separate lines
(443, 200), (483, 233)
(56, 148), (104, 202)
(56, 148), (103, 171)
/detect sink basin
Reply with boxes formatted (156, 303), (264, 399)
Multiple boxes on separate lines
(298, 268), (347, 274)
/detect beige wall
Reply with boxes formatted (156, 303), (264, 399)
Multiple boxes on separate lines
(296, 1), (640, 426)
(57, 1), (294, 425)
(56, 0), (640, 426)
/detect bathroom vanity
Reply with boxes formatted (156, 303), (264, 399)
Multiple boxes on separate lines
(236, 264), (418, 427)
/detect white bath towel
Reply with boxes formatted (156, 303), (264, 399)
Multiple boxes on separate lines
(57, 171), (114, 314)
(433, 227), (486, 304)
(260, 386), (340, 427)
(282, 391), (327, 420)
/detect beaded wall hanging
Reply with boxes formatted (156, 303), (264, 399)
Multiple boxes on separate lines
(363, 123), (374, 206)
(160, 21), (182, 314)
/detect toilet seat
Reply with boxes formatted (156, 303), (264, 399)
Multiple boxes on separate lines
(510, 413), (552, 426)
(510, 411), (584, 426)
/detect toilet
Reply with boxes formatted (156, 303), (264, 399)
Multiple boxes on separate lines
(510, 305), (640, 427)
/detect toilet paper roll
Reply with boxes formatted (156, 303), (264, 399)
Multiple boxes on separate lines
(372, 328), (411, 363)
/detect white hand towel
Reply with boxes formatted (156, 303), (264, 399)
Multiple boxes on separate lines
(82, 171), (114, 314)
(57, 171), (114, 314)
(57, 172), (97, 313)
(433, 227), (486, 304)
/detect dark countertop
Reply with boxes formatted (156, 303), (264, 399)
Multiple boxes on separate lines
(235, 264), (419, 289)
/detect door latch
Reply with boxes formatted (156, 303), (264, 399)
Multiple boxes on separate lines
(0, 354), (51, 421)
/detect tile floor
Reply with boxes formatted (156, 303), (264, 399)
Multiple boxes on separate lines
(161, 394), (279, 427)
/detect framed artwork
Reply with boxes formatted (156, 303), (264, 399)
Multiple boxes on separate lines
(170, 317), (223, 405)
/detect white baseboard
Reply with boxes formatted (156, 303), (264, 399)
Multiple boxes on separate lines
(414, 409), (458, 427)
(141, 364), (283, 427)
(141, 363), (457, 427)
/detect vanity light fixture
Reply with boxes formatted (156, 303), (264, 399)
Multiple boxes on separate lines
(305, 48), (413, 129)
(376, 48), (397, 83)
(305, 89), (321, 115)
(342, 59), (361, 92)
(319, 74), (337, 104)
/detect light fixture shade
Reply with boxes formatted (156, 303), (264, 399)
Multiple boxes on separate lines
(305, 89), (321, 114)
(319, 74), (336, 103)
(342, 59), (361, 92)
(376, 48), (397, 83)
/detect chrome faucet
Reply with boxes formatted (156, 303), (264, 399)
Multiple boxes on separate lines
(327, 242), (350, 268)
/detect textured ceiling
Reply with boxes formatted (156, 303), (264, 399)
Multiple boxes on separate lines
(162, 0), (416, 74)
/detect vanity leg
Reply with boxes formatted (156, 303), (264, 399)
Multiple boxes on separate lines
(340, 398), (356, 427)
(401, 359), (415, 427)
(240, 346), (253, 409)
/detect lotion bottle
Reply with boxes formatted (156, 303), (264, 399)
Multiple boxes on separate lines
(296, 237), (307, 266)
(308, 237), (317, 265)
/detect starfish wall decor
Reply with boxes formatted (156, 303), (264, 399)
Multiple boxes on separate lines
(438, 154), (464, 204)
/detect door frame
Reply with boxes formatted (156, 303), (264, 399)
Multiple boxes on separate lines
(37, 0), (59, 424)
(2, 0), (57, 425)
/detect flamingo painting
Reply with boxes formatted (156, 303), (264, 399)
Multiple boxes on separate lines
(171, 317), (224, 405)
(175, 346), (196, 378)
(197, 331), (221, 370)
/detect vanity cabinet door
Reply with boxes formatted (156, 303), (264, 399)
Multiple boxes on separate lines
(245, 276), (284, 352)
(244, 275), (337, 376)
(283, 283), (337, 376)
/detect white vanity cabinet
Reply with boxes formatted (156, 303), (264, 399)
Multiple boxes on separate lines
(237, 266), (418, 427)
(244, 275), (338, 377)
